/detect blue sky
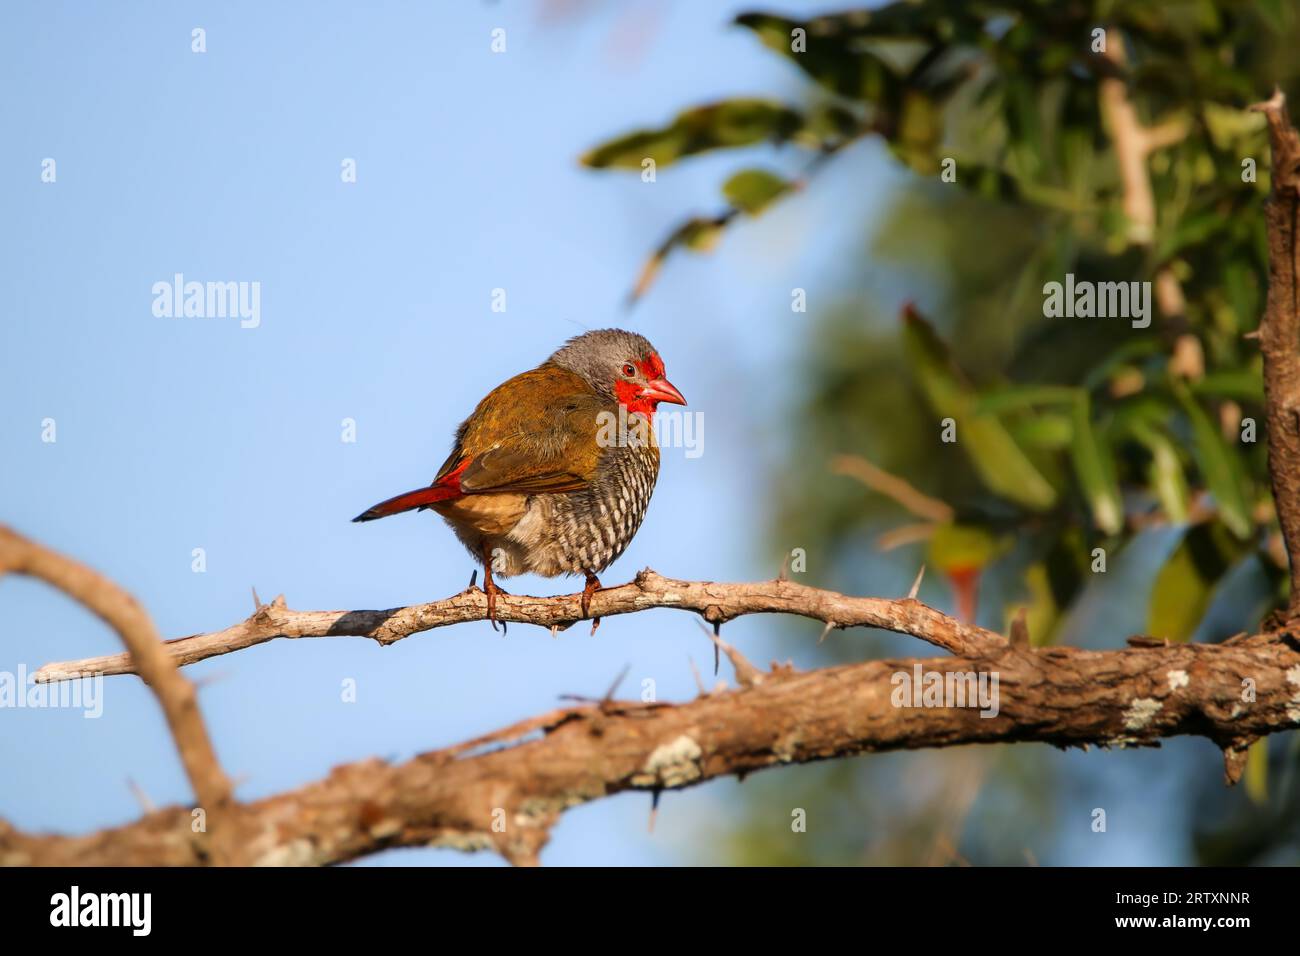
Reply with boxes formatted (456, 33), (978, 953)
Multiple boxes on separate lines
(0, 0), (903, 865)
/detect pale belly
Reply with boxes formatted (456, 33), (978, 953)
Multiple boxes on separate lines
(430, 446), (658, 578)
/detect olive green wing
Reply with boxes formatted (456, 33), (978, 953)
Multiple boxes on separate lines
(433, 365), (612, 496)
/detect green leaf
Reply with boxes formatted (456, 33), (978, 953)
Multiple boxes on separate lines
(629, 214), (732, 303)
(902, 308), (1058, 511)
(1008, 412), (1073, 450)
(580, 99), (803, 170)
(1222, 260), (1261, 336)
(734, 13), (906, 103)
(625, 164), (800, 302)
(1176, 387), (1253, 539)
(735, 7), (990, 50)
(927, 523), (1002, 572)
(956, 160), (1027, 201)
(1068, 396), (1124, 536)
(975, 384), (1081, 414)
(933, 156), (1052, 206)
(1128, 421), (1191, 524)
(890, 91), (945, 173)
(901, 308), (966, 411)
(1147, 521), (1247, 641)
(1110, 394), (1178, 434)
(962, 415), (1060, 509)
(1080, 340), (1165, 391)
(1245, 738), (1268, 804)
(1202, 102), (1265, 152)
(722, 169), (793, 214)
(1154, 209), (1225, 262)
(790, 103), (864, 150)
(1191, 370), (1264, 404)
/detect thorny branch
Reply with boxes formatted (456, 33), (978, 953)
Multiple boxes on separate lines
(32, 570), (996, 683)
(1251, 89), (1300, 617)
(5, 524), (1300, 866)
(5, 620), (1300, 866)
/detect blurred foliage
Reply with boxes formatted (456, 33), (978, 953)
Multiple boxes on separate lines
(584, 0), (1300, 864)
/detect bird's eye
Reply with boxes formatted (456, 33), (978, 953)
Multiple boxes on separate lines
(621, 363), (636, 377)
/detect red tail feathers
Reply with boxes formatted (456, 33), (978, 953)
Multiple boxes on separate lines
(352, 483), (461, 522)
(354, 459), (472, 522)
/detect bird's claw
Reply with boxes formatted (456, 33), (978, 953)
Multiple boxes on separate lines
(582, 572), (603, 635)
(486, 584), (504, 633)
(482, 551), (509, 634)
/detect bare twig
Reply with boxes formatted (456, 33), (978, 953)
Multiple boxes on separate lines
(831, 454), (954, 523)
(33, 570), (1001, 683)
(0, 527), (234, 829)
(1100, 29), (1188, 317)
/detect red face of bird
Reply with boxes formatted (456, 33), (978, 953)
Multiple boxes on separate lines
(550, 329), (686, 417)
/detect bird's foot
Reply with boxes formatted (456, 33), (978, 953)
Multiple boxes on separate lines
(485, 577), (509, 634)
(582, 572), (603, 635)
(481, 553), (510, 634)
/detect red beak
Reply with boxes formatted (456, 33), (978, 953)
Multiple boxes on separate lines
(640, 377), (687, 406)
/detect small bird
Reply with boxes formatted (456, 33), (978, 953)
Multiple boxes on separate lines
(353, 329), (686, 629)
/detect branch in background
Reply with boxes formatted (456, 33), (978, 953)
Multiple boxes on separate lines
(1250, 90), (1300, 618)
(0, 526), (234, 860)
(6, 629), (1299, 866)
(831, 453), (955, 523)
(1100, 28), (1189, 319)
(32, 570), (1000, 684)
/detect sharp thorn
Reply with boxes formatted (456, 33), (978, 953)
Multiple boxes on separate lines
(1009, 607), (1030, 648)
(126, 777), (155, 814)
(907, 564), (926, 600)
(603, 664), (631, 703)
(688, 656), (706, 695)
(695, 618), (761, 688)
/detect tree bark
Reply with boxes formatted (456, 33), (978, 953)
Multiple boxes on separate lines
(1252, 91), (1300, 615)
(6, 630), (1298, 866)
